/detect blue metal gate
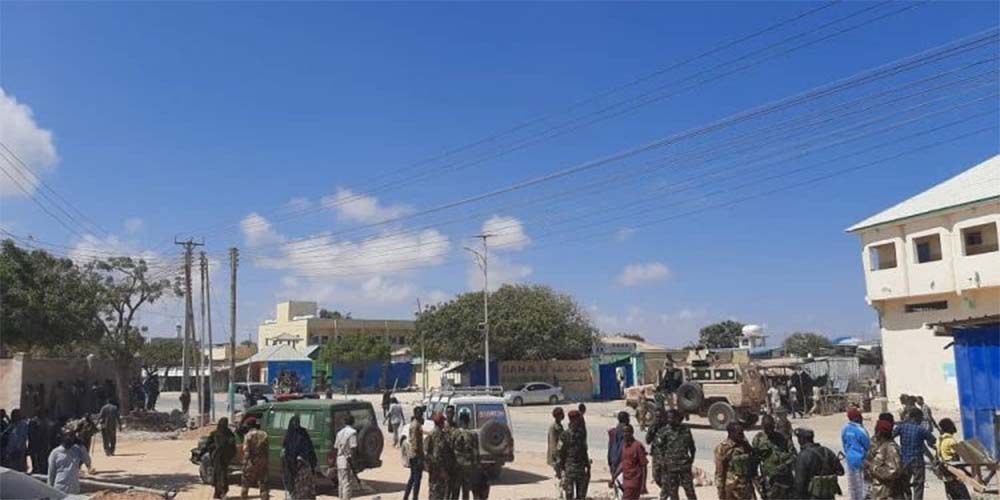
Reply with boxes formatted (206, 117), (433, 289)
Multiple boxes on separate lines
(952, 324), (1000, 459)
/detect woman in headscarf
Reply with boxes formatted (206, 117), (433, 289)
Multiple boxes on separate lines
(209, 417), (237, 499)
(282, 415), (317, 500)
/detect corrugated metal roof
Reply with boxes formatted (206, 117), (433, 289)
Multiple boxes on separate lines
(244, 344), (311, 363)
(847, 154), (1000, 232)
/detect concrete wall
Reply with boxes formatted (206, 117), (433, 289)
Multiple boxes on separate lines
(0, 354), (127, 417)
(878, 287), (1000, 410)
(499, 359), (594, 400)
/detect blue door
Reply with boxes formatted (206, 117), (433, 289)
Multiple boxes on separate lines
(953, 324), (1000, 459)
(598, 360), (633, 400)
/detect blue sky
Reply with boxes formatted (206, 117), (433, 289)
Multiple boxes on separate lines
(2, 1), (998, 347)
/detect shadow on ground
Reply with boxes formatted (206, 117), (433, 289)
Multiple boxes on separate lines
(494, 467), (549, 485)
(90, 471), (201, 493)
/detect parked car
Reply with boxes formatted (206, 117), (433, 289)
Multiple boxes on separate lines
(400, 387), (515, 479)
(191, 398), (383, 489)
(234, 382), (275, 405)
(503, 382), (563, 406)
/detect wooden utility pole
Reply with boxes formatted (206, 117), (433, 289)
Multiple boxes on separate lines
(202, 251), (215, 422)
(197, 252), (207, 424)
(228, 248), (239, 423)
(174, 238), (203, 407)
(416, 298), (425, 400)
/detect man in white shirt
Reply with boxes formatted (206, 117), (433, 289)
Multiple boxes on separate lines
(334, 414), (359, 500)
(767, 384), (781, 414)
(47, 433), (94, 494)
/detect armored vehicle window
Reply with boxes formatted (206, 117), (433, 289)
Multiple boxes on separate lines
(476, 403), (508, 426)
(689, 369), (712, 380)
(714, 369), (736, 380)
(271, 411), (315, 430)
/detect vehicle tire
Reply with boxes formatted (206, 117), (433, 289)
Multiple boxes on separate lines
(512, 396), (523, 406)
(479, 421), (513, 455)
(638, 401), (657, 427)
(707, 401), (737, 430)
(199, 453), (213, 485)
(483, 463), (504, 480)
(548, 395), (559, 405)
(676, 383), (704, 412)
(357, 424), (384, 466)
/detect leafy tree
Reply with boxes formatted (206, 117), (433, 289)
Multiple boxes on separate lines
(319, 335), (391, 365)
(318, 308), (351, 319)
(698, 320), (745, 348)
(416, 284), (597, 362)
(783, 332), (834, 357)
(140, 339), (184, 371)
(89, 257), (171, 409)
(619, 333), (646, 342)
(0, 240), (104, 354)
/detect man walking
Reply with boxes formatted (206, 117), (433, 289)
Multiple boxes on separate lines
(752, 414), (795, 499)
(425, 413), (454, 500)
(334, 414), (359, 500)
(180, 387), (192, 414)
(894, 408), (936, 500)
(714, 422), (755, 500)
(403, 406), (424, 500)
(613, 424), (647, 500)
(556, 410), (590, 500)
(607, 411), (630, 480)
(97, 400), (122, 456)
(841, 408), (870, 500)
(653, 409), (697, 500)
(792, 428), (844, 499)
(241, 417), (269, 500)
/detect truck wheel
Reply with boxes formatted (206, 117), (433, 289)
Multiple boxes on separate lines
(479, 421), (513, 456)
(199, 453), (213, 485)
(707, 402), (737, 430)
(676, 383), (704, 412)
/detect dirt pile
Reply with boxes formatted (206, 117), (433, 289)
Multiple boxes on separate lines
(123, 409), (189, 432)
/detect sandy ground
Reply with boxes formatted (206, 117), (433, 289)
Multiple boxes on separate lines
(78, 392), (951, 499)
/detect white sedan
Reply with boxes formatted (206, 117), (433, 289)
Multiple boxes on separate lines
(503, 382), (564, 406)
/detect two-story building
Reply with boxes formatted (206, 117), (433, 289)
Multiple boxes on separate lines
(257, 301), (415, 351)
(848, 154), (999, 409)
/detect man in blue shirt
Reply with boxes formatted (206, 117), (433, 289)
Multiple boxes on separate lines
(894, 408), (936, 500)
(840, 407), (870, 500)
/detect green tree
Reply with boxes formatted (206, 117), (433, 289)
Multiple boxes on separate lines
(783, 332), (834, 357)
(0, 240), (104, 354)
(140, 339), (184, 371)
(89, 257), (172, 409)
(319, 335), (391, 364)
(698, 320), (745, 348)
(318, 308), (351, 319)
(416, 284), (597, 362)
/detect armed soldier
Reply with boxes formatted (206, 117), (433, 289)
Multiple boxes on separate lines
(652, 409), (697, 500)
(792, 428), (844, 500)
(425, 413), (455, 500)
(752, 414), (796, 499)
(714, 422), (756, 499)
(556, 410), (590, 500)
(453, 411), (486, 500)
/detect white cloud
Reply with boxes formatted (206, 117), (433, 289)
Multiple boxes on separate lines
(617, 262), (671, 286)
(615, 227), (636, 242)
(286, 197), (312, 213)
(466, 253), (532, 291)
(0, 89), (59, 198)
(360, 276), (415, 304)
(425, 290), (451, 306)
(240, 212), (285, 247)
(482, 215), (530, 251)
(322, 187), (413, 224)
(124, 217), (144, 234)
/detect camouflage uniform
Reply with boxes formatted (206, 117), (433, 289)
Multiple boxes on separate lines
(752, 430), (795, 499)
(63, 417), (98, 453)
(714, 438), (756, 500)
(443, 426), (466, 499)
(652, 424), (697, 500)
(453, 429), (485, 500)
(555, 427), (590, 500)
(865, 438), (906, 500)
(425, 428), (455, 500)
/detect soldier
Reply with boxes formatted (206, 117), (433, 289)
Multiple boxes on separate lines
(97, 399), (122, 456)
(547, 407), (565, 475)
(792, 428), (844, 499)
(714, 422), (755, 500)
(636, 392), (650, 432)
(443, 409), (466, 500)
(865, 419), (906, 500)
(653, 409), (697, 500)
(241, 417), (269, 500)
(773, 407), (793, 441)
(453, 411), (485, 500)
(425, 413), (454, 500)
(556, 409), (590, 500)
(752, 414), (796, 499)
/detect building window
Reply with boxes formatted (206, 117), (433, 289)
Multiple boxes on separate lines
(904, 300), (948, 313)
(962, 223), (998, 256)
(869, 242), (897, 270)
(914, 234), (942, 263)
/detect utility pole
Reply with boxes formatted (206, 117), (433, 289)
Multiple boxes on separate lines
(416, 298), (425, 400)
(197, 252), (207, 424)
(228, 248), (239, 423)
(464, 233), (493, 388)
(202, 251), (215, 422)
(174, 238), (203, 408)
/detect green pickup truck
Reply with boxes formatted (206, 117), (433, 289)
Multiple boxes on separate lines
(191, 399), (384, 488)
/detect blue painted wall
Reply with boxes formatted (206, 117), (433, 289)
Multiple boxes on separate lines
(267, 360), (314, 391)
(952, 324), (1000, 459)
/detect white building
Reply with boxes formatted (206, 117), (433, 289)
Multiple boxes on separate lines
(847, 154), (1000, 409)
